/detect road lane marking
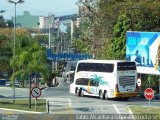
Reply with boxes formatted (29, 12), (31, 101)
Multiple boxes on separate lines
(68, 98), (72, 107)
(127, 106), (134, 114)
(113, 104), (120, 114)
(71, 105), (112, 108)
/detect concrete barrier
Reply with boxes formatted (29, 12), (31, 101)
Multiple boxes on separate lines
(46, 98), (71, 114)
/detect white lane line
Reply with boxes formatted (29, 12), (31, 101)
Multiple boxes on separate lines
(71, 105), (112, 108)
(68, 98), (72, 107)
(127, 106), (133, 114)
(113, 104), (121, 114)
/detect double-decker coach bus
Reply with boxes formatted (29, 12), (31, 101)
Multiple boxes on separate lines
(70, 60), (137, 100)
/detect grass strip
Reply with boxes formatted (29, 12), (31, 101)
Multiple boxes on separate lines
(130, 106), (160, 114)
(0, 99), (46, 112)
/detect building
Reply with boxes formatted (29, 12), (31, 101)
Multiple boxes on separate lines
(13, 11), (39, 28)
(39, 15), (55, 29)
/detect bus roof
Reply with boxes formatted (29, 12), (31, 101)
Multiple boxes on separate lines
(77, 59), (134, 64)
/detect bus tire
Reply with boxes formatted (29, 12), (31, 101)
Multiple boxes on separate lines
(77, 88), (82, 97)
(77, 89), (80, 97)
(99, 90), (104, 99)
(75, 88), (78, 95)
(80, 89), (85, 97)
(104, 91), (109, 100)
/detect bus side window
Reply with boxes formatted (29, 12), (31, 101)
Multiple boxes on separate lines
(96, 81), (99, 87)
(77, 63), (82, 72)
(101, 64), (105, 72)
(76, 78), (89, 86)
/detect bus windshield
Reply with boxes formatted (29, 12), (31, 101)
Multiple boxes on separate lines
(117, 62), (136, 71)
(77, 63), (114, 73)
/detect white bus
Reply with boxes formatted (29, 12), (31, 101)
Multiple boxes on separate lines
(70, 60), (138, 99)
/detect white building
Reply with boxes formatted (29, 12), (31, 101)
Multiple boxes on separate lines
(39, 15), (55, 29)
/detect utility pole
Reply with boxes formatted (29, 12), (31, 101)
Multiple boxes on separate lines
(48, 14), (54, 49)
(8, 0), (25, 104)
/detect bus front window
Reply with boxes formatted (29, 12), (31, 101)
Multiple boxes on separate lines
(117, 62), (136, 71)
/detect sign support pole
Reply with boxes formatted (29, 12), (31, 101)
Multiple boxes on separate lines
(35, 98), (37, 110)
(29, 75), (31, 109)
(159, 76), (160, 101)
(149, 75), (150, 88)
(144, 88), (154, 112)
(31, 87), (41, 110)
(148, 76), (151, 112)
(149, 99), (151, 113)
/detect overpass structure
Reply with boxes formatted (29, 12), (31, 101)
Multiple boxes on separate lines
(55, 14), (78, 39)
(39, 13), (79, 52)
(57, 14), (77, 21)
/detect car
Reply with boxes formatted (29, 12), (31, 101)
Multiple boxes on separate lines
(154, 94), (160, 100)
(5, 80), (20, 87)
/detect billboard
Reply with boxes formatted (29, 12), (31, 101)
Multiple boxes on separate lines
(126, 31), (160, 75)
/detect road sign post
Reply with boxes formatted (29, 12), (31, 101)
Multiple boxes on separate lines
(31, 87), (42, 110)
(144, 88), (154, 110)
(144, 88), (154, 100)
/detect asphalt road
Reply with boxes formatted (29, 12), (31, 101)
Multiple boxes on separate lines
(42, 78), (160, 114)
(0, 77), (160, 120)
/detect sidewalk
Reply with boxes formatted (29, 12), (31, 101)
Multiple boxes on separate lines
(0, 108), (46, 114)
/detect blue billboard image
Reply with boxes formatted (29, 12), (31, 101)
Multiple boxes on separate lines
(126, 31), (160, 75)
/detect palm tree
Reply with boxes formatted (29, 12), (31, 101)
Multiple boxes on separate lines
(10, 37), (51, 86)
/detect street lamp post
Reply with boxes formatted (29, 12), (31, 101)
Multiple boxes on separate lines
(8, 0), (25, 104)
(48, 14), (54, 49)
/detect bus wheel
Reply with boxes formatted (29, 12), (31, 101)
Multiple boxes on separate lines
(104, 91), (109, 100)
(99, 90), (104, 99)
(77, 89), (81, 97)
(81, 89), (85, 97)
(75, 88), (78, 95)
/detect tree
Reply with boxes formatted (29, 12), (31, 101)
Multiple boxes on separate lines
(103, 13), (130, 60)
(100, 0), (160, 59)
(73, 0), (127, 58)
(0, 28), (13, 77)
(6, 20), (14, 28)
(0, 34), (12, 75)
(73, 0), (98, 54)
(10, 29), (52, 87)
(0, 15), (13, 28)
(0, 15), (6, 28)
(73, 18), (92, 53)
(34, 34), (48, 46)
(100, 0), (160, 93)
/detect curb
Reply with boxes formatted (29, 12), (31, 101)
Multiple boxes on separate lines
(0, 108), (47, 114)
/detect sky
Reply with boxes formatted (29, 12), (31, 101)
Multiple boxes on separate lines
(1, 0), (78, 19)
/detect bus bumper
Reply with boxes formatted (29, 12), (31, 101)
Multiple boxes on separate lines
(114, 92), (137, 98)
